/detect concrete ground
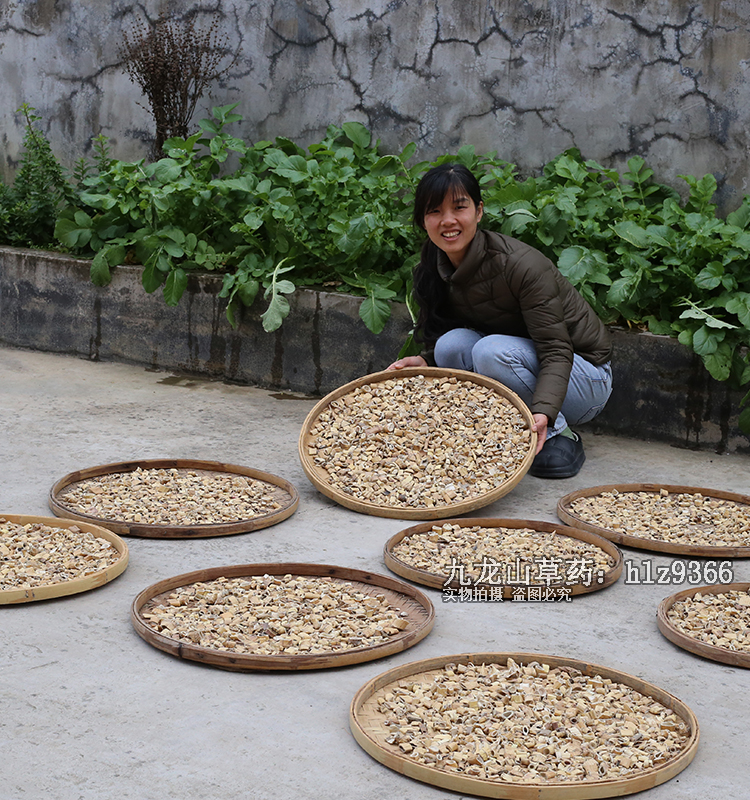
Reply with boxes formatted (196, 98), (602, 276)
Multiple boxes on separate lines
(1, 345), (749, 800)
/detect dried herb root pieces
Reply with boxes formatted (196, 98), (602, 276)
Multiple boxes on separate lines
(569, 489), (750, 547)
(57, 467), (286, 526)
(667, 590), (750, 651)
(308, 375), (531, 509)
(0, 517), (120, 590)
(392, 523), (615, 585)
(374, 659), (691, 784)
(142, 574), (410, 655)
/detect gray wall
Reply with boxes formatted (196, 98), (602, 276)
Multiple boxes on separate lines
(1, 1), (749, 211)
(2, 246), (748, 453)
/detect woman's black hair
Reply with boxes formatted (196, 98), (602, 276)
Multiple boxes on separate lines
(411, 163), (483, 349)
(412, 163), (482, 229)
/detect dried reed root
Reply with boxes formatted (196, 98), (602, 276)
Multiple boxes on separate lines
(392, 523), (615, 586)
(0, 517), (120, 589)
(57, 468), (286, 525)
(307, 375), (531, 509)
(667, 589), (750, 652)
(142, 574), (410, 655)
(568, 489), (750, 547)
(375, 659), (690, 783)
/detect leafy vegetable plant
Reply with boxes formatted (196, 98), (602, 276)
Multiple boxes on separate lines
(53, 108), (424, 333)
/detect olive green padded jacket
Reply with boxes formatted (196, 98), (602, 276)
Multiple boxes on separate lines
(425, 229), (612, 422)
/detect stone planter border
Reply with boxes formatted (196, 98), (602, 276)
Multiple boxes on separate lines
(1, 246), (747, 454)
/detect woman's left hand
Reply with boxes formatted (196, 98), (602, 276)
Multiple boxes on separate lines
(531, 413), (548, 454)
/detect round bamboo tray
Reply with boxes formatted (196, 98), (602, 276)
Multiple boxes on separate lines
(350, 652), (699, 799)
(298, 367), (536, 520)
(131, 562), (435, 671)
(558, 483), (750, 556)
(0, 514), (128, 605)
(384, 518), (622, 597)
(49, 458), (299, 538)
(657, 582), (750, 668)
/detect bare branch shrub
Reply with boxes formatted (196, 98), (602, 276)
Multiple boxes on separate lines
(119, 13), (236, 159)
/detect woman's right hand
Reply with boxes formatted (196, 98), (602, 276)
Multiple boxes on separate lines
(386, 355), (428, 371)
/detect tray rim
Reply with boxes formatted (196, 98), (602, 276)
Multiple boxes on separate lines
(657, 581), (750, 668)
(48, 458), (299, 538)
(131, 561), (435, 671)
(0, 513), (129, 605)
(298, 367), (537, 520)
(383, 517), (623, 597)
(350, 651), (699, 800)
(557, 483), (750, 556)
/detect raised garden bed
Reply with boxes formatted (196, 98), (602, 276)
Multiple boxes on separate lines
(1, 246), (747, 454)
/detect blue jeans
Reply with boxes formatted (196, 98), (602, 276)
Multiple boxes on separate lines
(434, 329), (613, 438)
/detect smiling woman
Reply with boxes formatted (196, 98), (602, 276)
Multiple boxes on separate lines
(420, 177), (484, 267)
(388, 163), (614, 479)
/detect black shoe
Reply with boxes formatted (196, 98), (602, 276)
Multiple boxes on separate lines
(528, 431), (585, 479)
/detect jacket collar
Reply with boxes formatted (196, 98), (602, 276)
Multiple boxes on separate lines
(436, 229), (487, 285)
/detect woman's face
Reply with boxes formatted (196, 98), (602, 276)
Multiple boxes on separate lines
(422, 188), (484, 267)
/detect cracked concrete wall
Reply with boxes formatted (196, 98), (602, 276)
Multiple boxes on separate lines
(1, 0), (749, 211)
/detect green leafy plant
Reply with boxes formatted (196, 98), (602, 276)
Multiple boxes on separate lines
(55, 103), (251, 307)
(55, 110), (423, 333)
(226, 120), (423, 331)
(0, 104), (71, 247)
